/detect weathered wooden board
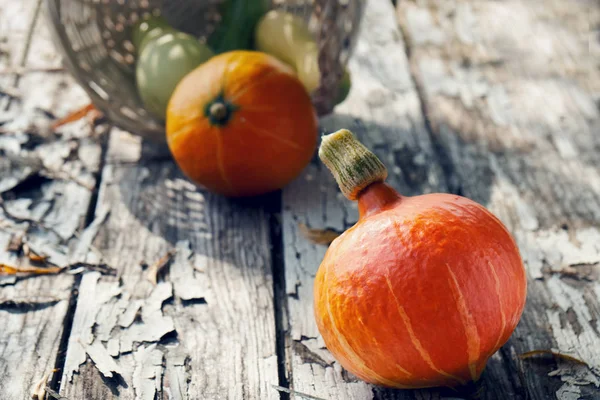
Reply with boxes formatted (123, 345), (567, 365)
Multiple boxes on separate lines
(0, 2), (104, 400)
(2, 0), (598, 399)
(59, 129), (280, 399)
(281, 0), (455, 398)
(0, 0), (40, 86)
(397, 1), (600, 399)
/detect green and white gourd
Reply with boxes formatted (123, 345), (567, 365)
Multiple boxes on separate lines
(135, 31), (213, 121)
(255, 10), (351, 105)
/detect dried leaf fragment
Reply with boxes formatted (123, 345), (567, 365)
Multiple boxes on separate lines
(298, 223), (342, 245)
(146, 249), (176, 285)
(28, 252), (50, 263)
(0, 263), (63, 276)
(31, 370), (52, 399)
(6, 232), (24, 252)
(51, 103), (99, 129)
(23, 243), (49, 264)
(520, 350), (587, 366)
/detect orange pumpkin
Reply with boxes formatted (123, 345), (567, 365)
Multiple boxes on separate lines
(314, 129), (527, 389)
(166, 51), (318, 197)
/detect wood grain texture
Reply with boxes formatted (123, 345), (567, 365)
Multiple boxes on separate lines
(2, 0), (598, 399)
(397, 1), (600, 399)
(0, 0), (40, 112)
(281, 0), (452, 398)
(281, 0), (600, 399)
(60, 129), (279, 399)
(0, 2), (103, 400)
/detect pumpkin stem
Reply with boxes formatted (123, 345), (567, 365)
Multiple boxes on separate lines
(319, 129), (388, 200)
(209, 102), (228, 122)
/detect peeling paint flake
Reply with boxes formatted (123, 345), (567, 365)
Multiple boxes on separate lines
(133, 344), (164, 400)
(120, 315), (175, 355)
(142, 282), (173, 319)
(118, 283), (175, 354)
(69, 206), (110, 263)
(545, 276), (600, 395)
(519, 227), (600, 280)
(556, 382), (582, 400)
(171, 241), (207, 301)
(107, 338), (120, 358)
(62, 272), (121, 382)
(119, 300), (143, 328)
(165, 349), (190, 400)
(83, 341), (123, 378)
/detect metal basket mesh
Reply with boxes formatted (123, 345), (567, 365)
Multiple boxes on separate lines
(46, 0), (364, 142)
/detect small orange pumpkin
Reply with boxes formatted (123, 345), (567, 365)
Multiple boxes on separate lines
(314, 129), (527, 389)
(166, 51), (318, 197)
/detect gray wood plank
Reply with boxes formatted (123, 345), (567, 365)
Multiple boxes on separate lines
(0, 3), (104, 400)
(397, 1), (600, 399)
(281, 0), (453, 398)
(0, 0), (40, 112)
(60, 129), (280, 399)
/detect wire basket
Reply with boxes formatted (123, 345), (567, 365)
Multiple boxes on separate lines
(45, 0), (365, 143)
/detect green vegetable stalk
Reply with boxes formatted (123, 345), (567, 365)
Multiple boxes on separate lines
(208, 0), (269, 53)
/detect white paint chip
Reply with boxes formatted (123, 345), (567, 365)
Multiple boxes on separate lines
(83, 341), (123, 378)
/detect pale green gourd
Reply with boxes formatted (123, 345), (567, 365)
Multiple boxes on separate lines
(136, 32), (213, 120)
(131, 15), (175, 53)
(255, 10), (351, 105)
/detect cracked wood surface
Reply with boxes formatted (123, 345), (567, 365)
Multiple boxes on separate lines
(281, 0), (600, 399)
(281, 1), (449, 399)
(397, 1), (600, 399)
(59, 129), (279, 399)
(1, 0), (599, 399)
(0, 1), (103, 399)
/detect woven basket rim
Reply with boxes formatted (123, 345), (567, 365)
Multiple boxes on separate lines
(45, 0), (167, 142)
(44, 0), (364, 143)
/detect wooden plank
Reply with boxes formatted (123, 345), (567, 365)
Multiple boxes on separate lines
(59, 129), (280, 399)
(280, 0), (460, 398)
(0, 0), (41, 112)
(0, 3), (104, 400)
(397, 1), (600, 399)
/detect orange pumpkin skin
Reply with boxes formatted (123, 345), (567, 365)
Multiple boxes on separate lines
(314, 183), (527, 389)
(166, 51), (318, 197)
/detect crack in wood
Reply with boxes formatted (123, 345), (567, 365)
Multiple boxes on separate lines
(0, 1), (109, 398)
(0, 296), (62, 311)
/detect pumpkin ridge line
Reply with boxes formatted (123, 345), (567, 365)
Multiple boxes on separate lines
(166, 114), (207, 145)
(323, 259), (413, 388)
(214, 128), (234, 194)
(383, 275), (466, 385)
(242, 118), (302, 150)
(488, 242), (524, 346)
(386, 221), (466, 385)
(227, 68), (281, 103)
(221, 51), (246, 97)
(166, 123), (190, 146)
(445, 263), (481, 381)
(487, 261), (506, 361)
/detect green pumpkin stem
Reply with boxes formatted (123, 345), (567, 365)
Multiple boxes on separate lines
(319, 129), (388, 200)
